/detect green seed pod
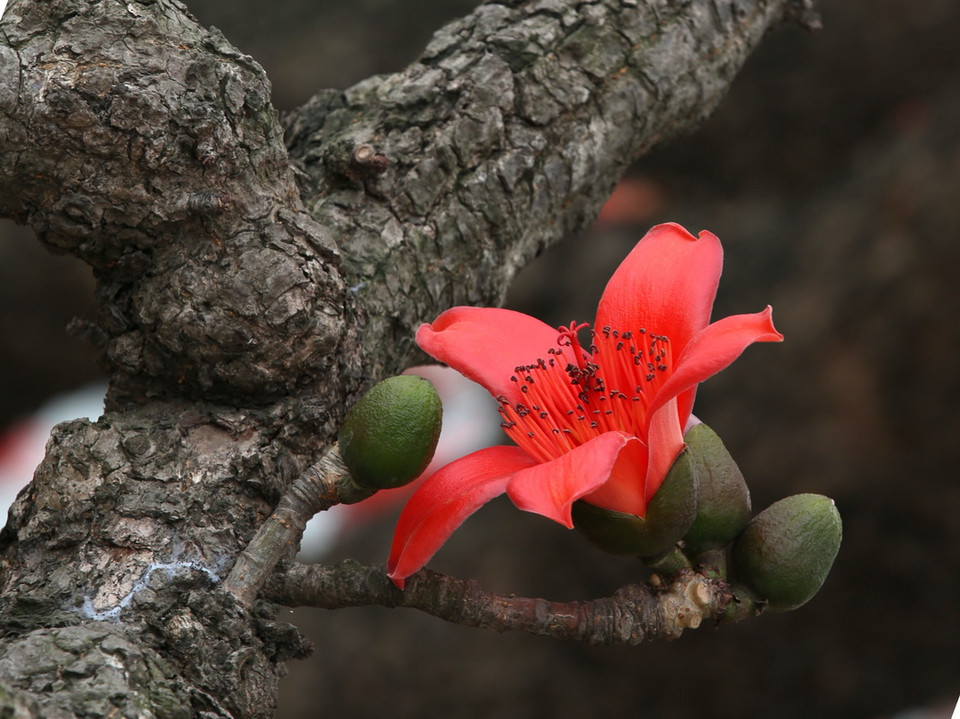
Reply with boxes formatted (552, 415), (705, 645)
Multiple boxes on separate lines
(731, 493), (842, 612)
(338, 375), (443, 490)
(572, 447), (700, 557)
(681, 423), (752, 555)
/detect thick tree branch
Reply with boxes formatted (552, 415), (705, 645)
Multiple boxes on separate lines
(0, 0), (804, 715)
(267, 560), (761, 645)
(285, 0), (803, 367)
(0, 0), (346, 408)
(0, 0), (802, 407)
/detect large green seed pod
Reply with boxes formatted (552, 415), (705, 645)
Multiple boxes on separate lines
(572, 447), (700, 557)
(338, 375), (443, 490)
(681, 422), (752, 555)
(731, 493), (842, 611)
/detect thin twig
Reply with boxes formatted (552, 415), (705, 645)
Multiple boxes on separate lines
(222, 444), (373, 605)
(266, 560), (764, 646)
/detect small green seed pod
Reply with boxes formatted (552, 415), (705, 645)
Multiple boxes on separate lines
(572, 447), (700, 557)
(731, 493), (842, 612)
(681, 423), (752, 555)
(338, 375), (443, 490)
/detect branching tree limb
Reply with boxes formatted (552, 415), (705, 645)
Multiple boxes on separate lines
(0, 0), (811, 716)
(286, 0), (809, 367)
(267, 560), (761, 646)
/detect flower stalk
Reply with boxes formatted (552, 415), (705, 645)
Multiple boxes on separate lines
(267, 560), (755, 646)
(222, 443), (372, 606)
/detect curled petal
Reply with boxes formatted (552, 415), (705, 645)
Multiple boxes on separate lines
(579, 435), (650, 516)
(595, 223), (722, 358)
(507, 431), (642, 526)
(651, 306), (784, 422)
(642, 395), (685, 505)
(387, 445), (538, 588)
(416, 307), (579, 404)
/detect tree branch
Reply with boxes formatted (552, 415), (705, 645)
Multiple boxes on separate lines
(285, 0), (803, 368)
(267, 560), (762, 646)
(0, 0), (347, 408)
(0, 0), (802, 714)
(221, 443), (372, 605)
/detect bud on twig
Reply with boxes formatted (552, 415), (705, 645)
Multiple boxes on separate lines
(731, 493), (842, 611)
(681, 422), (752, 555)
(338, 375), (443, 490)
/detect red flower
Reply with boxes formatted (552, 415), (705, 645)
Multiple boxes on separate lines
(387, 223), (783, 588)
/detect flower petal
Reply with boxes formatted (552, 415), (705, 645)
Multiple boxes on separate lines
(652, 306), (784, 422)
(579, 435), (650, 516)
(642, 395), (685, 504)
(506, 431), (642, 526)
(386, 445), (538, 588)
(595, 223), (722, 357)
(416, 307), (579, 404)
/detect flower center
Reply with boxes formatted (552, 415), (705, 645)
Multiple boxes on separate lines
(497, 322), (674, 463)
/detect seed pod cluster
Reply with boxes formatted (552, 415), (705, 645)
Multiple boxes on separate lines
(572, 422), (842, 613)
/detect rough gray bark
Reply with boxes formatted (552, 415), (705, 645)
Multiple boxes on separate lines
(0, 0), (806, 716)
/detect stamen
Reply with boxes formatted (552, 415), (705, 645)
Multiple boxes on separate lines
(499, 320), (675, 464)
